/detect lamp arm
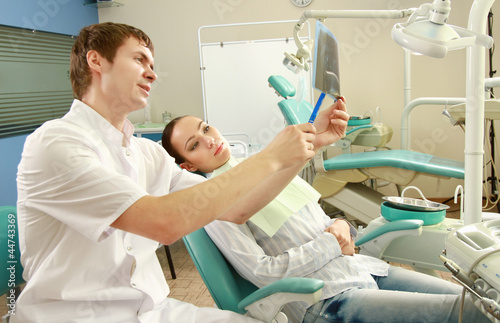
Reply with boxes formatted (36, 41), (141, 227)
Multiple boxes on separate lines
(299, 9), (415, 21)
(292, 22), (312, 64)
(284, 9), (416, 73)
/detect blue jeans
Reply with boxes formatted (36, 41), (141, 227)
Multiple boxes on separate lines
(303, 266), (491, 323)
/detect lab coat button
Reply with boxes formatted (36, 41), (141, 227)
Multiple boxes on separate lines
(127, 246), (132, 251)
(126, 150), (131, 156)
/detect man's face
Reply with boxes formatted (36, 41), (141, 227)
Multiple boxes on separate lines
(100, 37), (156, 113)
(171, 116), (231, 173)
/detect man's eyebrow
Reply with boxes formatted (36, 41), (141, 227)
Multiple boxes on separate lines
(184, 121), (204, 150)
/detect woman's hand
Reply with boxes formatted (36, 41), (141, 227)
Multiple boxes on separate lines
(312, 97), (349, 150)
(324, 218), (355, 256)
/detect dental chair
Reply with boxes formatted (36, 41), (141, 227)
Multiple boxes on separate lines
(182, 228), (324, 323)
(268, 75), (465, 225)
(183, 223), (425, 322)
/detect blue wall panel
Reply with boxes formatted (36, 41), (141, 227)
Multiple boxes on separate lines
(0, 0), (98, 206)
(0, 135), (27, 206)
(0, 0), (98, 36)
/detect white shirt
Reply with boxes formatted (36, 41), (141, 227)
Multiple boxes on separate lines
(205, 202), (390, 323)
(14, 100), (206, 323)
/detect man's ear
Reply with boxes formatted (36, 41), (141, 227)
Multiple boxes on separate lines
(179, 162), (198, 172)
(86, 49), (104, 74)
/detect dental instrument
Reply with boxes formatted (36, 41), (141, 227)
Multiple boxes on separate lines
(451, 276), (500, 320)
(440, 255), (489, 298)
(308, 92), (325, 124)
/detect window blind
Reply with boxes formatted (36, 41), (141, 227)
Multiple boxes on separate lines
(0, 25), (75, 138)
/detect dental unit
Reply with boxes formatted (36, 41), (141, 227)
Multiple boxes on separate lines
(277, 1), (500, 321)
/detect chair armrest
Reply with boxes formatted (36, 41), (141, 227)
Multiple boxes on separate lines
(238, 277), (324, 323)
(355, 219), (423, 258)
(346, 124), (373, 136)
(355, 219), (423, 246)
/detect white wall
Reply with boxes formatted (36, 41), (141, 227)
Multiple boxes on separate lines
(99, 0), (500, 199)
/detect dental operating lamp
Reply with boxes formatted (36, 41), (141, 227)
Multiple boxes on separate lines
(391, 0), (492, 58)
(284, 0), (495, 225)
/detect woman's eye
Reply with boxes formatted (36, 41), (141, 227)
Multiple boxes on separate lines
(190, 142), (198, 151)
(204, 125), (210, 133)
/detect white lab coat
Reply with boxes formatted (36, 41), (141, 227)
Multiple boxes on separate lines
(14, 100), (260, 323)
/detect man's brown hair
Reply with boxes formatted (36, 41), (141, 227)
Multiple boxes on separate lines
(70, 22), (154, 100)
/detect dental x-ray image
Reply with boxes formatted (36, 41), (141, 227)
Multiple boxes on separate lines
(313, 20), (341, 99)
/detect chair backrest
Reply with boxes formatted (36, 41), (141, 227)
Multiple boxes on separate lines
(0, 206), (25, 296)
(278, 99), (314, 126)
(182, 228), (258, 314)
(268, 75), (313, 126)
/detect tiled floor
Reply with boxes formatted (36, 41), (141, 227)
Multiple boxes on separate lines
(158, 240), (216, 308)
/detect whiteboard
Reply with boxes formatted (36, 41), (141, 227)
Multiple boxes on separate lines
(201, 39), (312, 153)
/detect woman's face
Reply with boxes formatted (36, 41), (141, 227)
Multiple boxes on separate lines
(170, 116), (231, 173)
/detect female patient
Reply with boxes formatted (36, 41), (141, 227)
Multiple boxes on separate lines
(162, 115), (488, 323)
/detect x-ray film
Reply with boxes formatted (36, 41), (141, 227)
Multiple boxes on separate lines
(313, 21), (340, 99)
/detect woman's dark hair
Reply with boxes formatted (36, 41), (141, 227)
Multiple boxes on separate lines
(161, 116), (187, 164)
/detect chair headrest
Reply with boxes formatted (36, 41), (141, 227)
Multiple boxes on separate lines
(268, 75), (296, 98)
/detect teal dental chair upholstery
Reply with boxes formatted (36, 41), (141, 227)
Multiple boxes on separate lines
(0, 206), (25, 323)
(183, 228), (324, 323)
